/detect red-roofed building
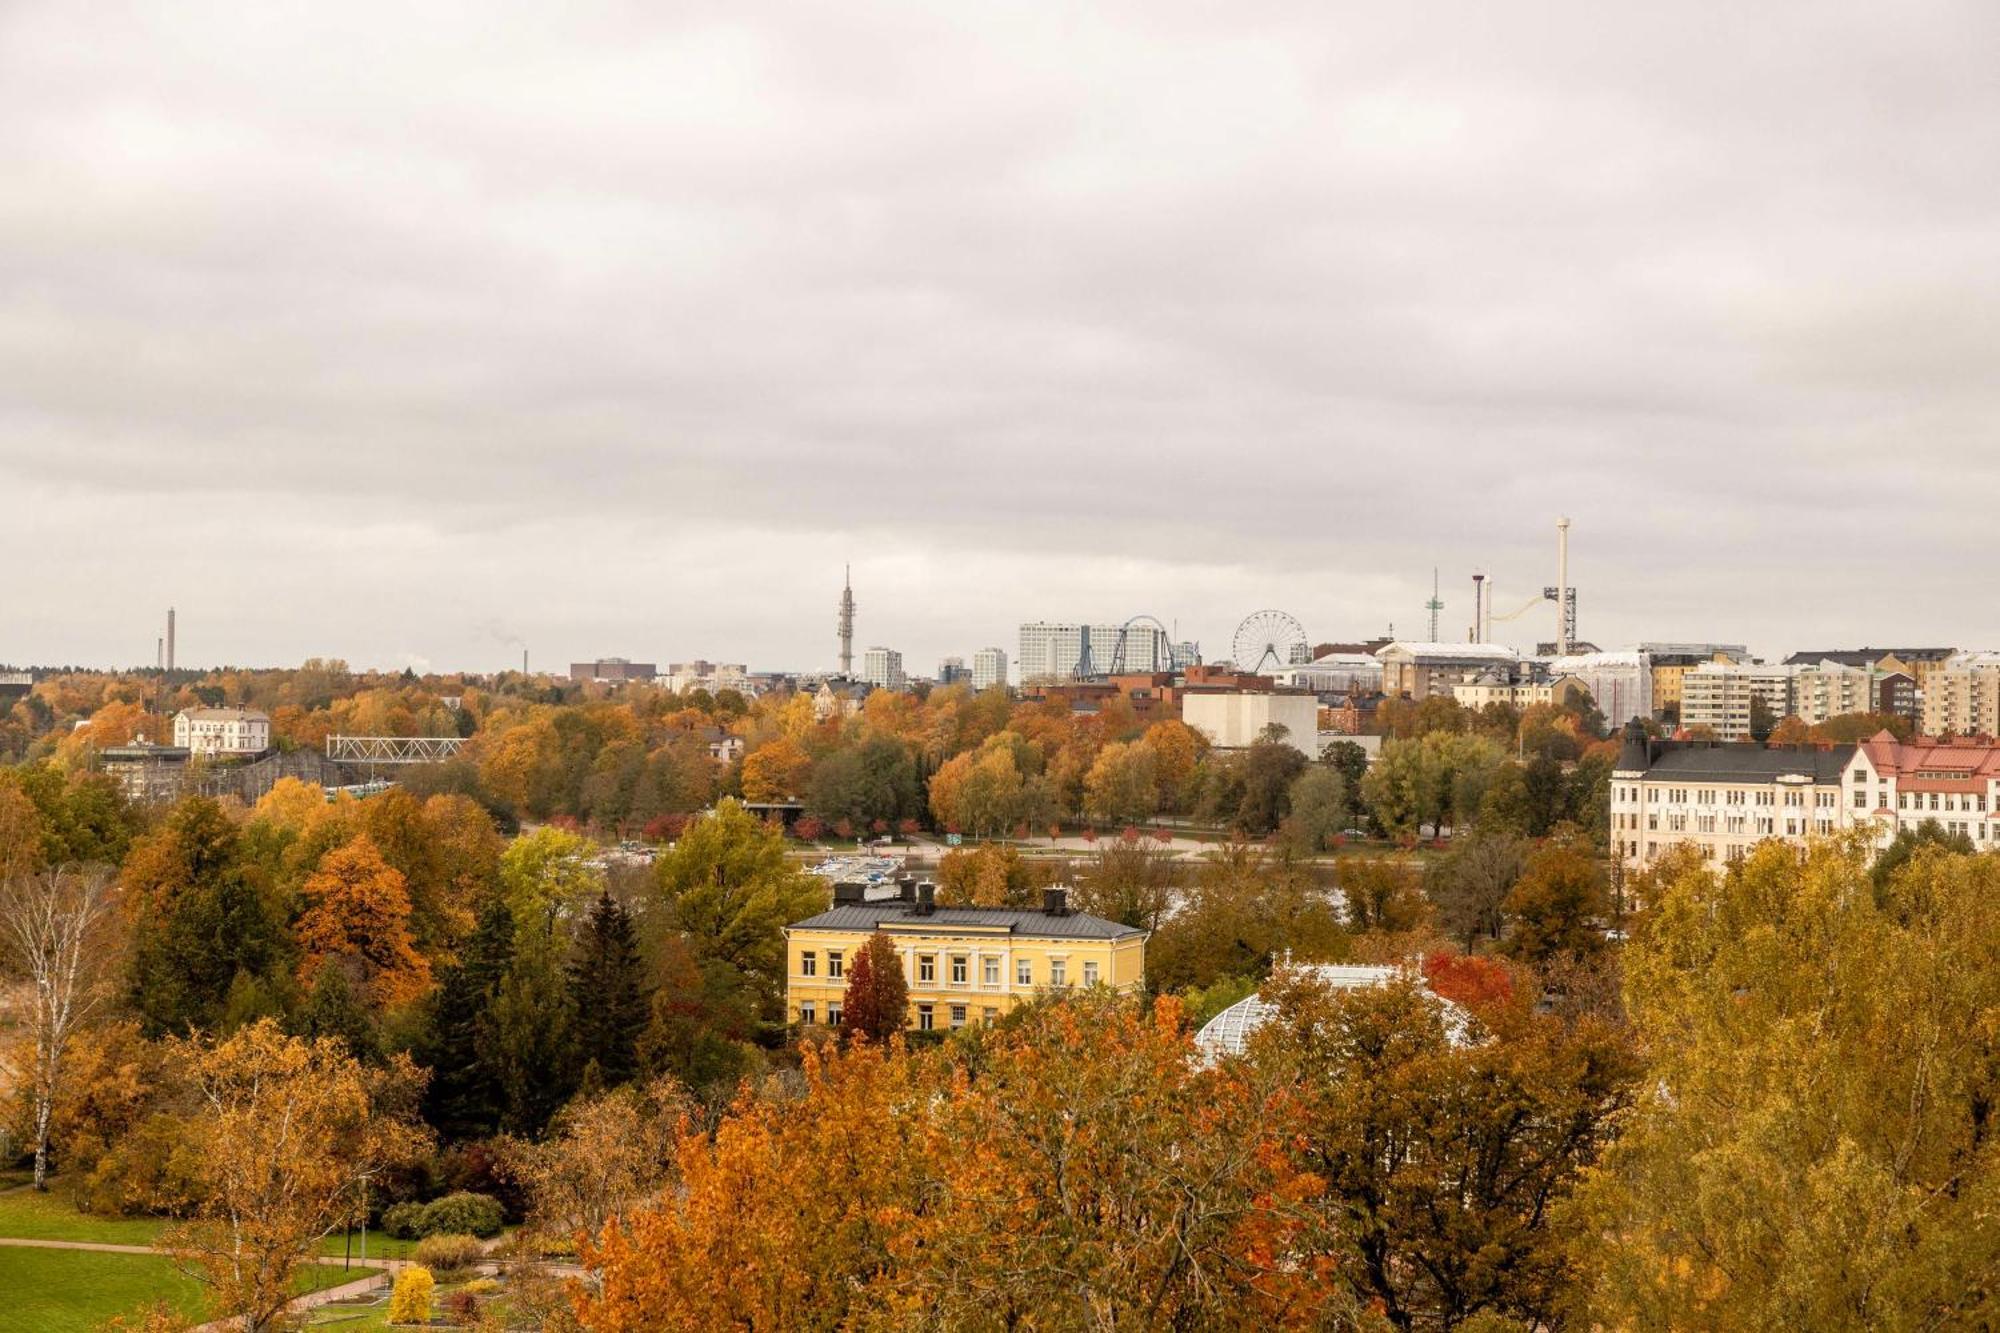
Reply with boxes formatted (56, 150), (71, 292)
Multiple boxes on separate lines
(1847, 732), (2000, 850)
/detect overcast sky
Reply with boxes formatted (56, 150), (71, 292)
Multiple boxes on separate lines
(4, 2), (1997, 676)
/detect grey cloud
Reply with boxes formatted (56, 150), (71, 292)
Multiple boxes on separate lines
(3, 1), (1998, 671)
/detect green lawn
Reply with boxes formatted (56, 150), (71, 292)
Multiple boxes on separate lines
(0, 1189), (165, 1245)
(0, 1247), (352, 1332)
(0, 1186), (421, 1260)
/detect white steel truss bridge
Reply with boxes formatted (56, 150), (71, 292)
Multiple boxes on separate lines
(326, 735), (466, 764)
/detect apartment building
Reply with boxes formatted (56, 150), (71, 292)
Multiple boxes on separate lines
(1679, 663), (1798, 740)
(783, 884), (1147, 1032)
(971, 647), (1009, 690)
(1846, 734), (2000, 851)
(1921, 652), (2000, 737)
(1017, 622), (1171, 683)
(172, 706), (271, 758)
(1641, 644), (1747, 717)
(1611, 731), (1854, 866)
(861, 646), (906, 692)
(1612, 725), (2000, 866)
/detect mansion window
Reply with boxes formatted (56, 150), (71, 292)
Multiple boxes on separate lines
(1050, 959), (1068, 987)
(951, 955), (968, 985)
(828, 951), (844, 979)
(827, 1003), (842, 1027)
(1083, 961), (1099, 986)
(917, 1004), (934, 1031)
(1017, 959), (1033, 986)
(983, 957), (1001, 986)
(800, 951), (817, 977)
(918, 954), (936, 983)
(799, 1003), (815, 1025)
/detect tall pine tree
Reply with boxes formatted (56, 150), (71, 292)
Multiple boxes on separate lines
(566, 892), (648, 1089)
(423, 893), (515, 1138)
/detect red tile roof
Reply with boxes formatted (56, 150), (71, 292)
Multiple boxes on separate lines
(1858, 733), (2000, 784)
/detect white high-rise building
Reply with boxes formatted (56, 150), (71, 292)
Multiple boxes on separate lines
(972, 647), (1009, 690)
(1017, 622), (1169, 683)
(861, 647), (906, 692)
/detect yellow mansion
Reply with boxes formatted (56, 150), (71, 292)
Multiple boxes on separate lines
(784, 882), (1147, 1032)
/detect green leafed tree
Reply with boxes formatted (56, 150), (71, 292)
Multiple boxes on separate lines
(655, 799), (825, 1031)
(122, 798), (289, 1037)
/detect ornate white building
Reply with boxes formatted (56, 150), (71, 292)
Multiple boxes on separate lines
(172, 707), (271, 758)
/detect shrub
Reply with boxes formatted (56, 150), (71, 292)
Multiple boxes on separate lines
(413, 1231), (485, 1277)
(381, 1201), (427, 1240)
(388, 1265), (434, 1324)
(444, 1289), (480, 1323)
(419, 1191), (505, 1239)
(460, 1277), (501, 1296)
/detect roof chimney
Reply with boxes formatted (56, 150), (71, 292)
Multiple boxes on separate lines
(915, 881), (936, 916)
(897, 876), (917, 903)
(1043, 886), (1071, 917)
(833, 881), (864, 905)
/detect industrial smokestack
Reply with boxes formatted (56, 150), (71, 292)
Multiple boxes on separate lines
(166, 607), (176, 672)
(1556, 517), (1571, 656)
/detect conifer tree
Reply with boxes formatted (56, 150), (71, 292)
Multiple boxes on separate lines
(567, 892), (648, 1087)
(423, 893), (515, 1137)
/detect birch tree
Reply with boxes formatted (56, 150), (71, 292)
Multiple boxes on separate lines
(0, 865), (115, 1190)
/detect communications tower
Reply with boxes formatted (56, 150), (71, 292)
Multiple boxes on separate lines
(837, 567), (856, 677)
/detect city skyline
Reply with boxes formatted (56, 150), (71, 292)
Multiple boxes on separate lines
(5, 3), (1999, 672)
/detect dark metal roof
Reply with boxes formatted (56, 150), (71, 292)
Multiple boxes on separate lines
(1782, 647), (1958, 666)
(788, 902), (1146, 941)
(1616, 738), (1856, 784)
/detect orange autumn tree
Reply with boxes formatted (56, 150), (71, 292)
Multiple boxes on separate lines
(294, 835), (432, 1008)
(740, 739), (810, 803)
(576, 1038), (931, 1331)
(575, 993), (1324, 1331)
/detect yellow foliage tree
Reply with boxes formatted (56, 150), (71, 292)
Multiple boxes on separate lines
(161, 1021), (429, 1333)
(741, 738), (810, 803)
(388, 1265), (435, 1323)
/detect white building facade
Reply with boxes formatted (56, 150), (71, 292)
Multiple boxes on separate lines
(1181, 691), (1320, 755)
(1017, 622), (1169, 683)
(971, 647), (1009, 691)
(1611, 727), (2000, 867)
(1543, 651), (1653, 728)
(172, 707), (271, 757)
(861, 647), (907, 692)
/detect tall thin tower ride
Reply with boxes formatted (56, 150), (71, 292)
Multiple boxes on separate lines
(1542, 517), (1576, 655)
(166, 607), (176, 672)
(1425, 568), (1442, 642)
(837, 566), (856, 677)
